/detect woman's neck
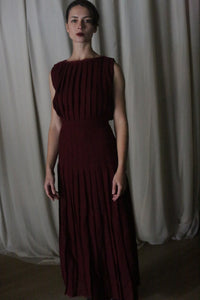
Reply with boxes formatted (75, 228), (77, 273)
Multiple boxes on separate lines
(69, 44), (99, 61)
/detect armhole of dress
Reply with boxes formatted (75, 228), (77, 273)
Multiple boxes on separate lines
(51, 65), (57, 91)
(111, 58), (115, 115)
(50, 64), (62, 117)
(112, 58), (116, 84)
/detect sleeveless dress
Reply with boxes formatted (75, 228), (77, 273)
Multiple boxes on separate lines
(51, 56), (140, 300)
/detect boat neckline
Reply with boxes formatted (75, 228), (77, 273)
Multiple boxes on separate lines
(65, 55), (105, 63)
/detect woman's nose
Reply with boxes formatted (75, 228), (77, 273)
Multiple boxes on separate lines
(78, 20), (84, 29)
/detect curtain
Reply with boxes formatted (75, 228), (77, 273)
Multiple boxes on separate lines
(0, 0), (199, 263)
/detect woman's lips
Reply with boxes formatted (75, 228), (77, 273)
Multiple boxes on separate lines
(76, 33), (84, 36)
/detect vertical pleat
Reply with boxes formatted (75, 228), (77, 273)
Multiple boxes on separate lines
(60, 65), (71, 119)
(79, 62), (87, 118)
(71, 65), (79, 119)
(67, 64), (77, 120)
(67, 169), (78, 294)
(57, 162), (67, 284)
(101, 166), (122, 298)
(93, 167), (114, 295)
(86, 62), (93, 118)
(78, 168), (91, 293)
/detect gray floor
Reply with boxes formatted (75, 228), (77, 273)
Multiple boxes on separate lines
(0, 234), (200, 300)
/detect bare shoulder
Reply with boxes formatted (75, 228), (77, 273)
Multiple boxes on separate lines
(48, 71), (54, 90)
(48, 71), (56, 102)
(49, 70), (52, 81)
(113, 61), (125, 88)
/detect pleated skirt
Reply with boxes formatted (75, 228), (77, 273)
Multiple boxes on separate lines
(57, 119), (140, 300)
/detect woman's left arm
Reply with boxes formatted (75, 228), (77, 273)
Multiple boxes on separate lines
(112, 62), (129, 202)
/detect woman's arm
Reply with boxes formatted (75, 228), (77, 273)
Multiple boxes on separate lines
(44, 72), (62, 201)
(112, 62), (129, 201)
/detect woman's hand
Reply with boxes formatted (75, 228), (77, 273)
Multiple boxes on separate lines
(112, 169), (127, 202)
(44, 169), (59, 201)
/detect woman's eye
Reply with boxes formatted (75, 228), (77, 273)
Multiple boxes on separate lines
(70, 19), (92, 23)
(85, 19), (92, 23)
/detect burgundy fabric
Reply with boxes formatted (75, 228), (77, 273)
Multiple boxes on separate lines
(51, 56), (140, 300)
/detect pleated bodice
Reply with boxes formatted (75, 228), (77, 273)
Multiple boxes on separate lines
(51, 56), (115, 121)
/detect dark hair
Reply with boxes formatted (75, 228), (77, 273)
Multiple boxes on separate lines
(65, 0), (99, 27)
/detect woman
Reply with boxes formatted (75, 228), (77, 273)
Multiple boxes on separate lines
(44, 0), (140, 299)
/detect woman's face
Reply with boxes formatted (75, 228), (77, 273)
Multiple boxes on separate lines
(66, 5), (97, 42)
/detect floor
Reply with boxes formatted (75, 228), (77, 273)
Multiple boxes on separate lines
(0, 234), (199, 300)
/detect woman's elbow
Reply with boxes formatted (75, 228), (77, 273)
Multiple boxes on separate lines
(114, 112), (128, 126)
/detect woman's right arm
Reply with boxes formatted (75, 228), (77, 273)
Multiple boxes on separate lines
(44, 71), (62, 201)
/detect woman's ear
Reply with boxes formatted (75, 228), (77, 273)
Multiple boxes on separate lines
(93, 25), (97, 34)
(65, 23), (69, 33)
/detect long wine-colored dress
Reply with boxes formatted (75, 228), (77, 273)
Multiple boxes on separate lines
(51, 56), (140, 300)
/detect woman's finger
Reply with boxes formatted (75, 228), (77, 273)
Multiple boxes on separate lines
(47, 184), (55, 201)
(113, 183), (122, 201)
(51, 182), (56, 195)
(50, 184), (60, 200)
(54, 191), (60, 200)
(44, 184), (51, 200)
(112, 180), (117, 195)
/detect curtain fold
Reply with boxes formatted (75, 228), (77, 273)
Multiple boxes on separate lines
(0, 0), (199, 262)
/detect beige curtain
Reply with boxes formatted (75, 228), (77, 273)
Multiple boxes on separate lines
(0, 0), (199, 263)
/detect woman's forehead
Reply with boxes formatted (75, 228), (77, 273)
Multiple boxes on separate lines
(69, 5), (91, 17)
